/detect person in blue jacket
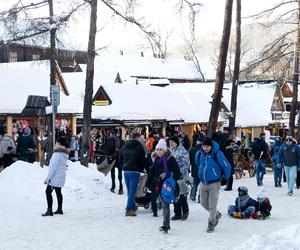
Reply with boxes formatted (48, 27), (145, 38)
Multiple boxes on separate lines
(195, 137), (231, 233)
(277, 136), (300, 196)
(270, 137), (283, 187)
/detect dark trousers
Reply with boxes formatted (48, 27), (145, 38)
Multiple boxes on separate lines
(226, 175), (233, 189)
(297, 171), (300, 188)
(2, 154), (14, 168)
(46, 185), (63, 210)
(111, 165), (123, 191)
(174, 194), (189, 217)
(151, 192), (159, 214)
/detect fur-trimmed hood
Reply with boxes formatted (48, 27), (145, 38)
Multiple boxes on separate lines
(54, 145), (70, 155)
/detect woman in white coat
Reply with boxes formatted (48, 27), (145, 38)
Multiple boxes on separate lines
(42, 138), (69, 216)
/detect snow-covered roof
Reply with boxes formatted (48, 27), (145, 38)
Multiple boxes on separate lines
(222, 82), (276, 127)
(94, 84), (218, 123)
(164, 82), (276, 127)
(0, 61), (81, 115)
(79, 54), (215, 84)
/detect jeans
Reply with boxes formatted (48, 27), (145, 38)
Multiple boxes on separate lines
(124, 171), (140, 212)
(274, 162), (283, 186)
(227, 205), (255, 218)
(254, 159), (266, 185)
(162, 199), (170, 227)
(190, 177), (200, 199)
(284, 166), (297, 193)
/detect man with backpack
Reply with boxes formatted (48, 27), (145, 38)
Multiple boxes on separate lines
(195, 137), (231, 233)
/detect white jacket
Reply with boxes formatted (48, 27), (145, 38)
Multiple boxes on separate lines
(46, 145), (69, 188)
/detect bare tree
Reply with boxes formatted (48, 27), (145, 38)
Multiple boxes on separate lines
(228, 0), (241, 139)
(243, 0), (299, 136)
(80, 0), (97, 167)
(207, 0), (234, 136)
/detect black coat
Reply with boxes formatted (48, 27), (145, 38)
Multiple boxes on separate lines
(146, 151), (181, 193)
(189, 144), (202, 178)
(252, 139), (269, 160)
(119, 139), (145, 172)
(225, 146), (235, 175)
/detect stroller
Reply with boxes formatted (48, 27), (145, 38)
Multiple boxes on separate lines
(135, 192), (152, 209)
(135, 173), (162, 210)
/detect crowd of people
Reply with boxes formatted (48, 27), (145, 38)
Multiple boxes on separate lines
(3, 123), (300, 234)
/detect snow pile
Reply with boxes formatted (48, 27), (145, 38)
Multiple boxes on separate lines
(236, 224), (300, 250)
(1, 160), (300, 250)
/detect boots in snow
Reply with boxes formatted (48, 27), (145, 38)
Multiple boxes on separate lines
(118, 189), (124, 195)
(42, 209), (53, 217)
(159, 226), (170, 233)
(206, 223), (215, 233)
(53, 208), (63, 215)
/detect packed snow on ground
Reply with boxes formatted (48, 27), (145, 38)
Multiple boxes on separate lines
(0, 161), (299, 250)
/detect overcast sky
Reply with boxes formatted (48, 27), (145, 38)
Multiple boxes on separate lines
(0, 0), (290, 56)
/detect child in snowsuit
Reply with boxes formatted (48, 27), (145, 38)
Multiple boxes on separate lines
(228, 186), (257, 219)
(251, 187), (272, 220)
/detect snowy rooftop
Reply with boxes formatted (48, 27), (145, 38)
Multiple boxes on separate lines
(0, 61), (82, 115)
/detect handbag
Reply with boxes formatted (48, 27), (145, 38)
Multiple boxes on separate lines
(135, 174), (148, 198)
(97, 157), (115, 176)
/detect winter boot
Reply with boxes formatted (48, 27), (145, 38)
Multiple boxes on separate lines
(53, 208), (63, 215)
(118, 189), (124, 195)
(159, 226), (170, 233)
(206, 223), (215, 233)
(171, 215), (182, 221)
(181, 212), (189, 221)
(110, 187), (115, 193)
(153, 212), (158, 217)
(125, 210), (137, 217)
(214, 211), (222, 226)
(42, 208), (53, 217)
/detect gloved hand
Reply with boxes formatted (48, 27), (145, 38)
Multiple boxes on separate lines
(159, 172), (166, 180)
(44, 178), (49, 185)
(143, 186), (148, 193)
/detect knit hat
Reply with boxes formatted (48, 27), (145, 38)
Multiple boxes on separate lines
(169, 136), (179, 146)
(257, 186), (266, 200)
(203, 137), (213, 147)
(23, 127), (31, 135)
(155, 139), (167, 151)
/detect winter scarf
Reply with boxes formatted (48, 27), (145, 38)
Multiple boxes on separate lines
(237, 195), (250, 211)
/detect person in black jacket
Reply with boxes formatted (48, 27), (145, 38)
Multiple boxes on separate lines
(251, 133), (270, 186)
(147, 138), (181, 233)
(224, 139), (235, 191)
(99, 130), (124, 195)
(119, 130), (146, 217)
(16, 127), (36, 163)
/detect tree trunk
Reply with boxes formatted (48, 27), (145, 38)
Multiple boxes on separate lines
(81, 0), (98, 167)
(48, 0), (56, 158)
(207, 0), (234, 137)
(290, 0), (300, 137)
(228, 0), (241, 139)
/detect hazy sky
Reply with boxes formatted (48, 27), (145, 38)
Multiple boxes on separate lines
(0, 0), (290, 55)
(65, 0), (286, 55)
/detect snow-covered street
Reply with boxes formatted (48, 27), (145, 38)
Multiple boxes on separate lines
(1, 161), (299, 250)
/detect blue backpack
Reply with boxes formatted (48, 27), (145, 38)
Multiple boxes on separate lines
(161, 173), (176, 204)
